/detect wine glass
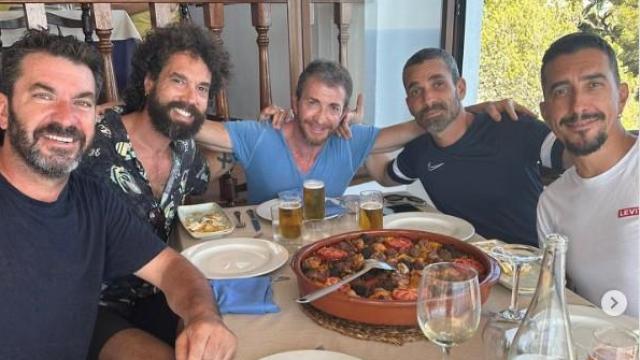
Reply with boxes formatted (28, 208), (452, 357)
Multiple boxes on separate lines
(491, 244), (542, 321)
(482, 244), (543, 359)
(417, 262), (481, 359)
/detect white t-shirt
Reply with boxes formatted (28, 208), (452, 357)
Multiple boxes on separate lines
(537, 138), (640, 316)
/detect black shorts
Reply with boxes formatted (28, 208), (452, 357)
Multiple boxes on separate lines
(86, 293), (179, 360)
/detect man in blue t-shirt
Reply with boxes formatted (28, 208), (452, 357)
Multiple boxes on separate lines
(0, 31), (236, 360)
(196, 59), (426, 204)
(371, 48), (567, 246)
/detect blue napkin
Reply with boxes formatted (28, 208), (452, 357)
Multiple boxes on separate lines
(325, 199), (345, 217)
(210, 276), (280, 315)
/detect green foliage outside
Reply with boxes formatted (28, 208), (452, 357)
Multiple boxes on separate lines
(478, 0), (639, 129)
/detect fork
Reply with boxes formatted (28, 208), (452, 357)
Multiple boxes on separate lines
(233, 211), (246, 228)
(296, 259), (396, 303)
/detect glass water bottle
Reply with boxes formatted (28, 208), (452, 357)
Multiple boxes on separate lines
(507, 233), (575, 360)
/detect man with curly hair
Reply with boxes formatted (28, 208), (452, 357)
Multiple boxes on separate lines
(78, 23), (233, 359)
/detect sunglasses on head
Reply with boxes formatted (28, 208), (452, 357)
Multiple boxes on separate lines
(383, 194), (427, 206)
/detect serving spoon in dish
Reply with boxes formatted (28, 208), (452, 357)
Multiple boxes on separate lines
(296, 259), (396, 303)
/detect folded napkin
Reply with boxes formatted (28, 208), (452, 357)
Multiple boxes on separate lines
(210, 276), (280, 315)
(325, 199), (345, 217)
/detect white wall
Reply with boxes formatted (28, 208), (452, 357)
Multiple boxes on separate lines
(364, 0), (442, 127)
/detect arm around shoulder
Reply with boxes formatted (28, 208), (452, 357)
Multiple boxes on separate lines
(371, 120), (425, 154)
(195, 120), (234, 153)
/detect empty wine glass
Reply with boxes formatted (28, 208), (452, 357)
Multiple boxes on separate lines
(482, 244), (543, 359)
(417, 262), (481, 360)
(491, 244), (543, 321)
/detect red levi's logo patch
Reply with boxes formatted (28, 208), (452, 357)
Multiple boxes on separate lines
(618, 207), (639, 218)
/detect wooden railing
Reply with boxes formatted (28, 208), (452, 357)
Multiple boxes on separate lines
(0, 0), (362, 121)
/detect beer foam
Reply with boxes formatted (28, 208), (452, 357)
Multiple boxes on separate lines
(303, 179), (324, 189)
(360, 201), (383, 210)
(280, 201), (302, 209)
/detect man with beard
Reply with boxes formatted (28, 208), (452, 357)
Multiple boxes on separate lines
(0, 31), (236, 360)
(536, 32), (638, 316)
(372, 48), (568, 246)
(78, 23), (232, 359)
(195, 59), (517, 204)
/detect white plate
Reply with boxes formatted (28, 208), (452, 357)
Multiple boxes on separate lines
(569, 304), (638, 348)
(383, 212), (475, 241)
(180, 238), (289, 279)
(259, 350), (362, 360)
(178, 202), (234, 240)
(256, 198), (343, 221)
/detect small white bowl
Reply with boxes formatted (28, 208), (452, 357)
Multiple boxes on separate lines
(177, 202), (235, 240)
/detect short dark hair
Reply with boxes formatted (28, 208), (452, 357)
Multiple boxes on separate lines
(403, 48), (460, 84)
(295, 59), (353, 107)
(0, 30), (104, 99)
(122, 23), (231, 112)
(541, 32), (620, 88)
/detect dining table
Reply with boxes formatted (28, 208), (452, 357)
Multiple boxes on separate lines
(171, 196), (634, 360)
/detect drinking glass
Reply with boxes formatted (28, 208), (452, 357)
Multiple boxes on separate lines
(482, 244), (543, 359)
(417, 262), (481, 360)
(358, 190), (383, 230)
(303, 179), (325, 220)
(586, 327), (639, 360)
(272, 190), (303, 246)
(491, 244), (543, 321)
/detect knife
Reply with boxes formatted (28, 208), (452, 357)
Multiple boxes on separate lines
(246, 209), (261, 232)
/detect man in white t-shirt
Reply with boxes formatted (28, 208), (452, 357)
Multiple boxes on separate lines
(537, 32), (639, 316)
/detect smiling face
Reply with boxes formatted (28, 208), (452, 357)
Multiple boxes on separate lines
(144, 52), (211, 140)
(292, 76), (346, 146)
(403, 58), (465, 135)
(0, 52), (96, 178)
(540, 48), (629, 156)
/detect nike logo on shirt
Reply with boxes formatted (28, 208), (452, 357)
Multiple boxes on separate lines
(427, 161), (445, 172)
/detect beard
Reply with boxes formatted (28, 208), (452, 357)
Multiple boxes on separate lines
(416, 98), (462, 134)
(298, 119), (336, 146)
(7, 106), (87, 178)
(559, 111), (608, 156)
(146, 88), (206, 140)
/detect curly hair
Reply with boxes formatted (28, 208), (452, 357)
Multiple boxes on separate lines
(0, 30), (104, 99)
(122, 23), (231, 112)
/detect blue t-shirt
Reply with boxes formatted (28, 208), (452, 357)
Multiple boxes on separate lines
(0, 172), (166, 359)
(225, 121), (380, 204)
(388, 113), (564, 246)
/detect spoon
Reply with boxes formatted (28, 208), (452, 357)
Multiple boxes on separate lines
(296, 259), (395, 303)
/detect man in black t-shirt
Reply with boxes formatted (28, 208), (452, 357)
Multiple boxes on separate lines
(370, 48), (568, 246)
(0, 31), (236, 360)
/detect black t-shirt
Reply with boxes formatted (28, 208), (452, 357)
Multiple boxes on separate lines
(0, 172), (166, 359)
(388, 113), (564, 246)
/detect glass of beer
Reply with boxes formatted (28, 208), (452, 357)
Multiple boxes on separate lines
(303, 179), (325, 220)
(274, 190), (303, 241)
(358, 190), (383, 230)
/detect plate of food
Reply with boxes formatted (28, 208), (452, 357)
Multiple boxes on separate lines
(291, 229), (500, 325)
(472, 239), (541, 294)
(181, 238), (289, 279)
(383, 212), (475, 241)
(178, 202), (234, 240)
(256, 198), (344, 221)
(259, 350), (361, 360)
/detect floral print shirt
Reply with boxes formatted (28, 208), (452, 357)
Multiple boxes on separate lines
(79, 108), (209, 305)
